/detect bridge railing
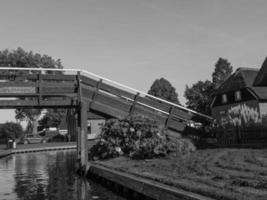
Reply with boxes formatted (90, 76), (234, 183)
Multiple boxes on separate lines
(0, 67), (213, 128)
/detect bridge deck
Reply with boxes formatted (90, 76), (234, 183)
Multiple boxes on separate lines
(0, 68), (213, 133)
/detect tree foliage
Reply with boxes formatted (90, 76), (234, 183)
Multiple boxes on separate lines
(38, 109), (66, 128)
(0, 122), (24, 140)
(212, 58), (233, 88)
(148, 78), (180, 104)
(184, 58), (233, 115)
(184, 80), (214, 115)
(0, 47), (63, 69)
(0, 47), (64, 134)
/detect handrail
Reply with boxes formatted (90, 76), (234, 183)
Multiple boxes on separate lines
(0, 67), (213, 120)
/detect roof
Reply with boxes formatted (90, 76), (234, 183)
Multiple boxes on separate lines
(214, 62), (267, 100)
(254, 57), (267, 86)
(214, 68), (259, 95)
(249, 87), (267, 100)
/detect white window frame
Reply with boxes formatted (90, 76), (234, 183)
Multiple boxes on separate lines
(235, 90), (241, 101)
(222, 94), (227, 104)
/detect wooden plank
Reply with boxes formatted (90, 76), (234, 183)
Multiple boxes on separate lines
(42, 86), (76, 93)
(0, 82), (37, 87)
(136, 96), (171, 113)
(0, 74), (76, 83)
(81, 87), (94, 100)
(80, 75), (98, 87)
(94, 92), (132, 112)
(0, 93), (77, 97)
(133, 104), (167, 124)
(100, 82), (136, 99)
(90, 102), (129, 119)
(88, 79), (103, 106)
(40, 82), (75, 87)
(0, 74), (37, 81)
(0, 99), (76, 108)
(41, 74), (76, 81)
(167, 118), (186, 132)
(172, 107), (193, 120)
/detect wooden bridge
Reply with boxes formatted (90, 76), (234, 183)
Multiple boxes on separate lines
(0, 67), (212, 170)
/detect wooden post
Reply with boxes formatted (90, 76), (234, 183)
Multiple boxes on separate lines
(76, 72), (82, 162)
(78, 100), (89, 174)
(129, 92), (139, 115)
(165, 106), (174, 129)
(66, 108), (77, 142)
(37, 72), (42, 105)
(76, 71), (89, 174)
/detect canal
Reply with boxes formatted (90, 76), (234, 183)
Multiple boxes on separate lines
(0, 150), (126, 200)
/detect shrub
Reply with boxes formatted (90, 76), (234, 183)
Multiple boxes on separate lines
(88, 115), (196, 160)
(0, 122), (24, 140)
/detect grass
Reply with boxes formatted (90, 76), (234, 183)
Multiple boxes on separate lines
(94, 148), (267, 200)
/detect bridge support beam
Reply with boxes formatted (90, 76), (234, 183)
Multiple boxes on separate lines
(77, 100), (89, 175)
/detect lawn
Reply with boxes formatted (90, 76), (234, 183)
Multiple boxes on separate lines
(94, 148), (267, 200)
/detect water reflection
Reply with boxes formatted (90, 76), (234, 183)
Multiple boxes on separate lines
(0, 151), (125, 200)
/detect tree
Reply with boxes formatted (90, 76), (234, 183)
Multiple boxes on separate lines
(184, 80), (214, 115)
(184, 58), (233, 115)
(38, 109), (66, 128)
(148, 78), (180, 104)
(0, 122), (24, 140)
(0, 47), (64, 134)
(212, 58), (233, 88)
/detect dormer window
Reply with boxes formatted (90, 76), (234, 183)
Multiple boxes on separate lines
(222, 94), (227, 104)
(235, 90), (241, 101)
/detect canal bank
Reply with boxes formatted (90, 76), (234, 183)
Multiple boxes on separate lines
(87, 163), (213, 200)
(0, 142), (77, 158)
(86, 149), (267, 200)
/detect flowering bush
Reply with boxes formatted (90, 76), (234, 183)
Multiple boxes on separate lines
(88, 115), (195, 160)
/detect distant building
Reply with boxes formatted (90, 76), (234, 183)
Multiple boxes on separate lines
(87, 112), (105, 140)
(211, 57), (267, 128)
(60, 111), (105, 140)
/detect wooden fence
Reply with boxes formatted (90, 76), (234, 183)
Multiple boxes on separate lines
(216, 126), (267, 145)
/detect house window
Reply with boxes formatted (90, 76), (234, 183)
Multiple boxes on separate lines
(222, 94), (227, 104)
(235, 91), (241, 101)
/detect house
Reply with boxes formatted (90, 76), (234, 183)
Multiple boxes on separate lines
(60, 111), (105, 140)
(87, 112), (105, 140)
(211, 57), (267, 130)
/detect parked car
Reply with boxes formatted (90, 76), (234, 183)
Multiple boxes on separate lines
(21, 134), (48, 144)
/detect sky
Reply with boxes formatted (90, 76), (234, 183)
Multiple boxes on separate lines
(0, 0), (267, 123)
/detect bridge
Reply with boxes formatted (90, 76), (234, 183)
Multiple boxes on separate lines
(0, 67), (212, 170)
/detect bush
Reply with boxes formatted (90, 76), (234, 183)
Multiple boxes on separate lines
(88, 115), (196, 160)
(0, 122), (24, 140)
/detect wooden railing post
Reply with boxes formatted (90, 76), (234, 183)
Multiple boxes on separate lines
(89, 79), (102, 107)
(37, 72), (42, 105)
(129, 92), (140, 115)
(165, 106), (174, 129)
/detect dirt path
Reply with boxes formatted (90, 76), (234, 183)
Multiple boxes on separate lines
(95, 148), (267, 200)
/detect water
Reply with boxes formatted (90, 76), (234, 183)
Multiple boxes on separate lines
(0, 150), (125, 200)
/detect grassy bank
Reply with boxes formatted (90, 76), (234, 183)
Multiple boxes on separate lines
(93, 148), (267, 200)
